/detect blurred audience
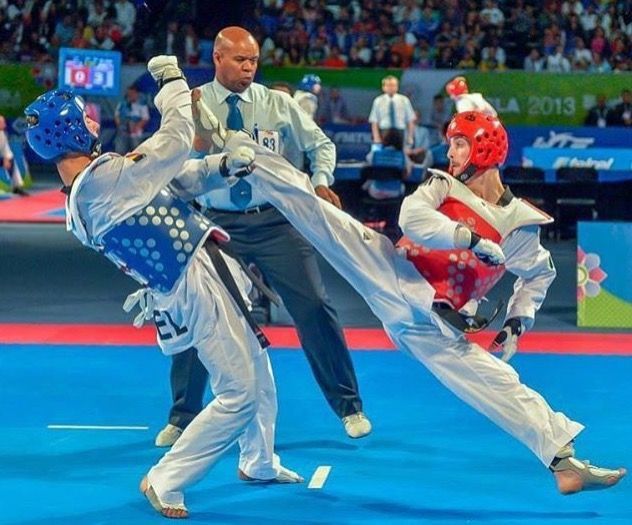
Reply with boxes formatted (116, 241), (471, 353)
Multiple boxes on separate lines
(249, 0), (630, 74)
(0, 1), (627, 73)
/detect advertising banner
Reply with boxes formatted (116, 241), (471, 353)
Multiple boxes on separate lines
(577, 222), (632, 328)
(261, 66), (402, 90)
(324, 123), (632, 167)
(306, 69), (632, 127)
(322, 123), (372, 161)
(522, 147), (632, 172)
(465, 72), (632, 126)
(505, 126), (632, 166)
(0, 65), (49, 118)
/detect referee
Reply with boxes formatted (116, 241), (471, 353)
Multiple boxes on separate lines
(154, 26), (371, 448)
(368, 75), (416, 148)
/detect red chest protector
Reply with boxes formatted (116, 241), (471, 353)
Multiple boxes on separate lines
(399, 172), (553, 310)
(398, 197), (505, 310)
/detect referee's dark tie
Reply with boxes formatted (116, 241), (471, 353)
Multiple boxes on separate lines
(226, 94), (251, 209)
(389, 96), (396, 129)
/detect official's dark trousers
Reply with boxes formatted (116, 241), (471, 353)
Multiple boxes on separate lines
(167, 206), (363, 429)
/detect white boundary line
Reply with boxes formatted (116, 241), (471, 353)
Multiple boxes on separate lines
(47, 425), (149, 430)
(308, 465), (332, 489)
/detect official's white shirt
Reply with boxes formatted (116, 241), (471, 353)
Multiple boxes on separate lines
(197, 79), (336, 210)
(293, 89), (318, 119)
(0, 130), (13, 160)
(368, 93), (415, 131)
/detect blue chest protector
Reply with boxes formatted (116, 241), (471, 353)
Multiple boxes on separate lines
(100, 187), (214, 293)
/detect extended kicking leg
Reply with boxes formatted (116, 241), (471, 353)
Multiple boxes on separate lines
(550, 443), (626, 495)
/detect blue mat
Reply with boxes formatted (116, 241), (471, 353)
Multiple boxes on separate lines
(0, 344), (630, 524)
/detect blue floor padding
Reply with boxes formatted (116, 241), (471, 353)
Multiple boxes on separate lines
(1, 344), (631, 524)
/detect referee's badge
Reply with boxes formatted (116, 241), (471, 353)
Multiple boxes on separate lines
(256, 129), (280, 153)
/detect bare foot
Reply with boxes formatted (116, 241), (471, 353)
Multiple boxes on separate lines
(140, 476), (189, 519)
(238, 466), (304, 484)
(553, 462), (626, 495)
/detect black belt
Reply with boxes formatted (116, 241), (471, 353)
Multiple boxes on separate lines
(205, 239), (272, 349)
(217, 241), (281, 308)
(207, 203), (274, 215)
(432, 300), (504, 333)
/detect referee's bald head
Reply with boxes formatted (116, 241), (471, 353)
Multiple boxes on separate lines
(214, 27), (258, 53)
(213, 26), (260, 93)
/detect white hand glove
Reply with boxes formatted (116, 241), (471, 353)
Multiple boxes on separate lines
(122, 288), (155, 328)
(470, 232), (505, 266)
(147, 55), (184, 87)
(489, 318), (523, 362)
(220, 146), (255, 178)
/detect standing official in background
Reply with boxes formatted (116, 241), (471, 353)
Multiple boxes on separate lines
(154, 26), (371, 449)
(407, 109), (434, 169)
(429, 93), (453, 145)
(368, 75), (415, 147)
(114, 85), (150, 154)
(0, 115), (27, 196)
(321, 87), (351, 124)
(293, 74), (322, 120)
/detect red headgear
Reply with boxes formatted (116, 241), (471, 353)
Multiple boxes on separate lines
(445, 111), (508, 183)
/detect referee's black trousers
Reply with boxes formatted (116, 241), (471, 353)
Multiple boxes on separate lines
(167, 207), (364, 429)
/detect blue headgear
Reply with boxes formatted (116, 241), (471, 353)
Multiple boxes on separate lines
(298, 74), (321, 93)
(24, 89), (99, 161)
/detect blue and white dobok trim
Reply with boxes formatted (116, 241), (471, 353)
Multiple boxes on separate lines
(65, 155), (222, 294)
(100, 188), (214, 293)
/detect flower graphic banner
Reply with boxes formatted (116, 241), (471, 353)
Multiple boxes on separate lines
(577, 222), (632, 328)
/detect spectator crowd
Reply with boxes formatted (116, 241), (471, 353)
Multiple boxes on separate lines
(255, 0), (631, 73)
(0, 1), (630, 73)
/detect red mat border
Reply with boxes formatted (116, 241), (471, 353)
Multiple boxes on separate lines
(0, 189), (65, 223)
(1, 324), (631, 355)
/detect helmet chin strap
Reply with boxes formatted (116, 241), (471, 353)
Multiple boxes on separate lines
(455, 163), (479, 183)
(91, 141), (102, 158)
